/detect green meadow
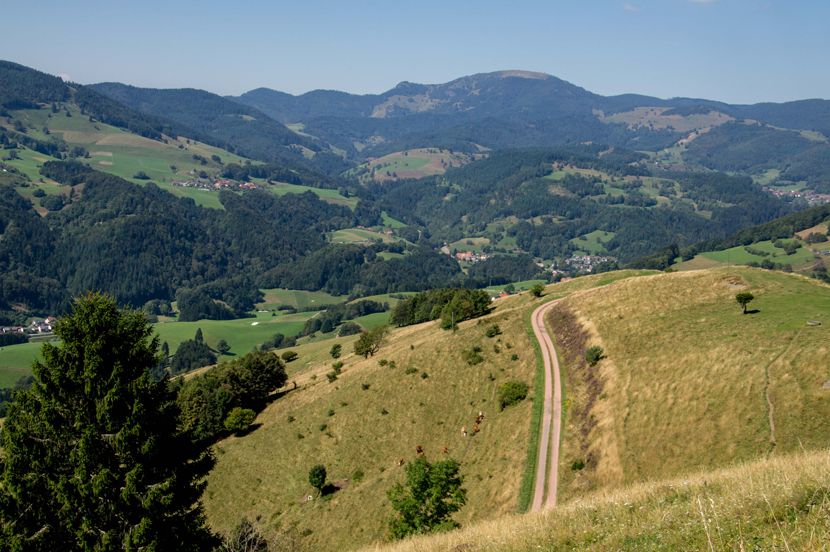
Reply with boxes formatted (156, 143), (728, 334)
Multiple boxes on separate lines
(257, 289), (346, 311)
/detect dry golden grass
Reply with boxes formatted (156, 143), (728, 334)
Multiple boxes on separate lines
(203, 291), (545, 550)
(549, 267), (830, 504)
(357, 448), (830, 552)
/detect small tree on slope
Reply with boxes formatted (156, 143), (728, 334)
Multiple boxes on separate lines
(736, 292), (755, 314)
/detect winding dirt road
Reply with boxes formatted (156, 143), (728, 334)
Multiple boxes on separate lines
(530, 299), (562, 511)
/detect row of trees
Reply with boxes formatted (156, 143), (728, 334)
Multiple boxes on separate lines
(390, 288), (491, 329)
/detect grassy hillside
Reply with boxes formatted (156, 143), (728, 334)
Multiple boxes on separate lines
(202, 290), (541, 549)
(545, 267), (830, 506)
(347, 148), (485, 184)
(357, 448), (830, 552)
(200, 270), (657, 549)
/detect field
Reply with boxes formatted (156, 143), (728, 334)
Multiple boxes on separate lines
(0, 104), (277, 211)
(152, 311), (316, 362)
(569, 230), (616, 254)
(348, 148), (486, 183)
(599, 106), (735, 133)
(265, 182), (358, 210)
(257, 289), (346, 311)
(676, 237), (823, 272)
(449, 237), (491, 253)
(0, 342), (41, 386)
(547, 267), (830, 506)
(331, 228), (403, 244)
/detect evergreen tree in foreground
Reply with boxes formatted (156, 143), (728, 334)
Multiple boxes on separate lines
(0, 293), (217, 551)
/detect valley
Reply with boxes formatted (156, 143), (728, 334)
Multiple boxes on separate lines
(0, 57), (829, 551)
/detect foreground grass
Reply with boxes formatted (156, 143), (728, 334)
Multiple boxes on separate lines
(358, 449), (830, 552)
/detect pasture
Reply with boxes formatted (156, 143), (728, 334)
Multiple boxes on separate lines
(257, 289), (346, 311)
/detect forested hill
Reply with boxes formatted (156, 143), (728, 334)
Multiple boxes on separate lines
(0, 60), (237, 154)
(372, 147), (797, 263)
(228, 70), (830, 160)
(88, 82), (351, 178)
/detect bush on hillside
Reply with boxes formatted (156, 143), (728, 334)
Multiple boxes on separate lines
(224, 407), (256, 434)
(498, 381), (529, 411)
(281, 351), (298, 362)
(585, 346), (603, 367)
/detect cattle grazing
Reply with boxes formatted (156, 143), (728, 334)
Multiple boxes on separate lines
(443, 446), (449, 454)
(473, 424), (480, 434)
(397, 458), (404, 467)
(415, 445), (423, 454)
(461, 426), (467, 437)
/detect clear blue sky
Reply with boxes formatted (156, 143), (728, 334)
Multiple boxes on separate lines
(2, 0), (827, 104)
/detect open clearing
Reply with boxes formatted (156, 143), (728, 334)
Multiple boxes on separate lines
(598, 106), (734, 133)
(349, 148), (485, 183)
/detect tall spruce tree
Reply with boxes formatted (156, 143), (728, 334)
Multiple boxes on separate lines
(0, 293), (217, 551)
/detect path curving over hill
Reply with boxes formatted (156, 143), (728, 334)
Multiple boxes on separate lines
(530, 299), (563, 511)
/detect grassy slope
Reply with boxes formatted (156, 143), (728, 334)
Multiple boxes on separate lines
(358, 448), (829, 552)
(203, 292), (543, 550)
(202, 270), (657, 550)
(549, 267), (830, 507)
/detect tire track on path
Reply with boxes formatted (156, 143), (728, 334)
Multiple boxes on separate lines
(530, 299), (563, 511)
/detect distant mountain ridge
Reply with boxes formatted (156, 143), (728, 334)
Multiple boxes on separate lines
(229, 69), (830, 132)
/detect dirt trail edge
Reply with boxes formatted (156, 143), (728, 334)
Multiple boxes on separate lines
(530, 299), (563, 511)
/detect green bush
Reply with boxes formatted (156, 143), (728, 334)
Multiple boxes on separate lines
(571, 459), (585, 471)
(326, 372), (338, 383)
(585, 346), (603, 367)
(378, 359), (388, 366)
(362, 383), (371, 390)
(485, 324), (501, 338)
(281, 351), (298, 362)
(332, 361), (344, 374)
(352, 469), (364, 483)
(224, 407), (256, 434)
(498, 381), (529, 411)
(404, 367), (418, 375)
(462, 346), (483, 366)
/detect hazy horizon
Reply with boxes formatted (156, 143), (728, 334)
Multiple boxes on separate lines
(2, 0), (828, 104)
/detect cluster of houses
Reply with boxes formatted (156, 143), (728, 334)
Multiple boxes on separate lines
(171, 180), (258, 190)
(1, 317), (57, 335)
(454, 251), (489, 262)
(563, 255), (612, 273)
(762, 187), (830, 204)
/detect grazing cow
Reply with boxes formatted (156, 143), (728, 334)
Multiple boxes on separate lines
(415, 445), (423, 454)
(443, 446), (449, 454)
(473, 424), (479, 434)
(397, 458), (404, 467)
(461, 426), (467, 437)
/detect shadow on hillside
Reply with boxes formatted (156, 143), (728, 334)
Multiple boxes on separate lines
(745, 309), (761, 315)
(234, 423), (262, 437)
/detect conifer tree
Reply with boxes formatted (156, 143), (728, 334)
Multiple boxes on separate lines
(0, 293), (217, 551)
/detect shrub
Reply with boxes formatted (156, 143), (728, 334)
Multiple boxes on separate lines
(378, 359), (388, 366)
(281, 351), (298, 362)
(329, 344), (341, 359)
(326, 372), (338, 383)
(530, 283), (545, 297)
(319, 424), (327, 432)
(380, 408), (388, 415)
(327, 408), (335, 417)
(485, 324), (501, 338)
(462, 346), (484, 366)
(287, 416), (295, 423)
(571, 459), (586, 471)
(362, 383), (371, 390)
(332, 361), (344, 374)
(32, 188), (46, 198)
(585, 346), (603, 367)
(352, 470), (364, 483)
(498, 381), (529, 411)
(511, 354), (518, 361)
(224, 407), (256, 434)
(421, 372), (429, 379)
(404, 367), (418, 375)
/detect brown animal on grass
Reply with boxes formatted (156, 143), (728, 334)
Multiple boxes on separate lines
(418, 452), (424, 458)
(397, 458), (404, 467)
(443, 446), (449, 454)
(473, 424), (479, 434)
(415, 445), (423, 454)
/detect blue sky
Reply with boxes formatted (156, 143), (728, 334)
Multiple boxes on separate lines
(2, 0), (827, 104)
